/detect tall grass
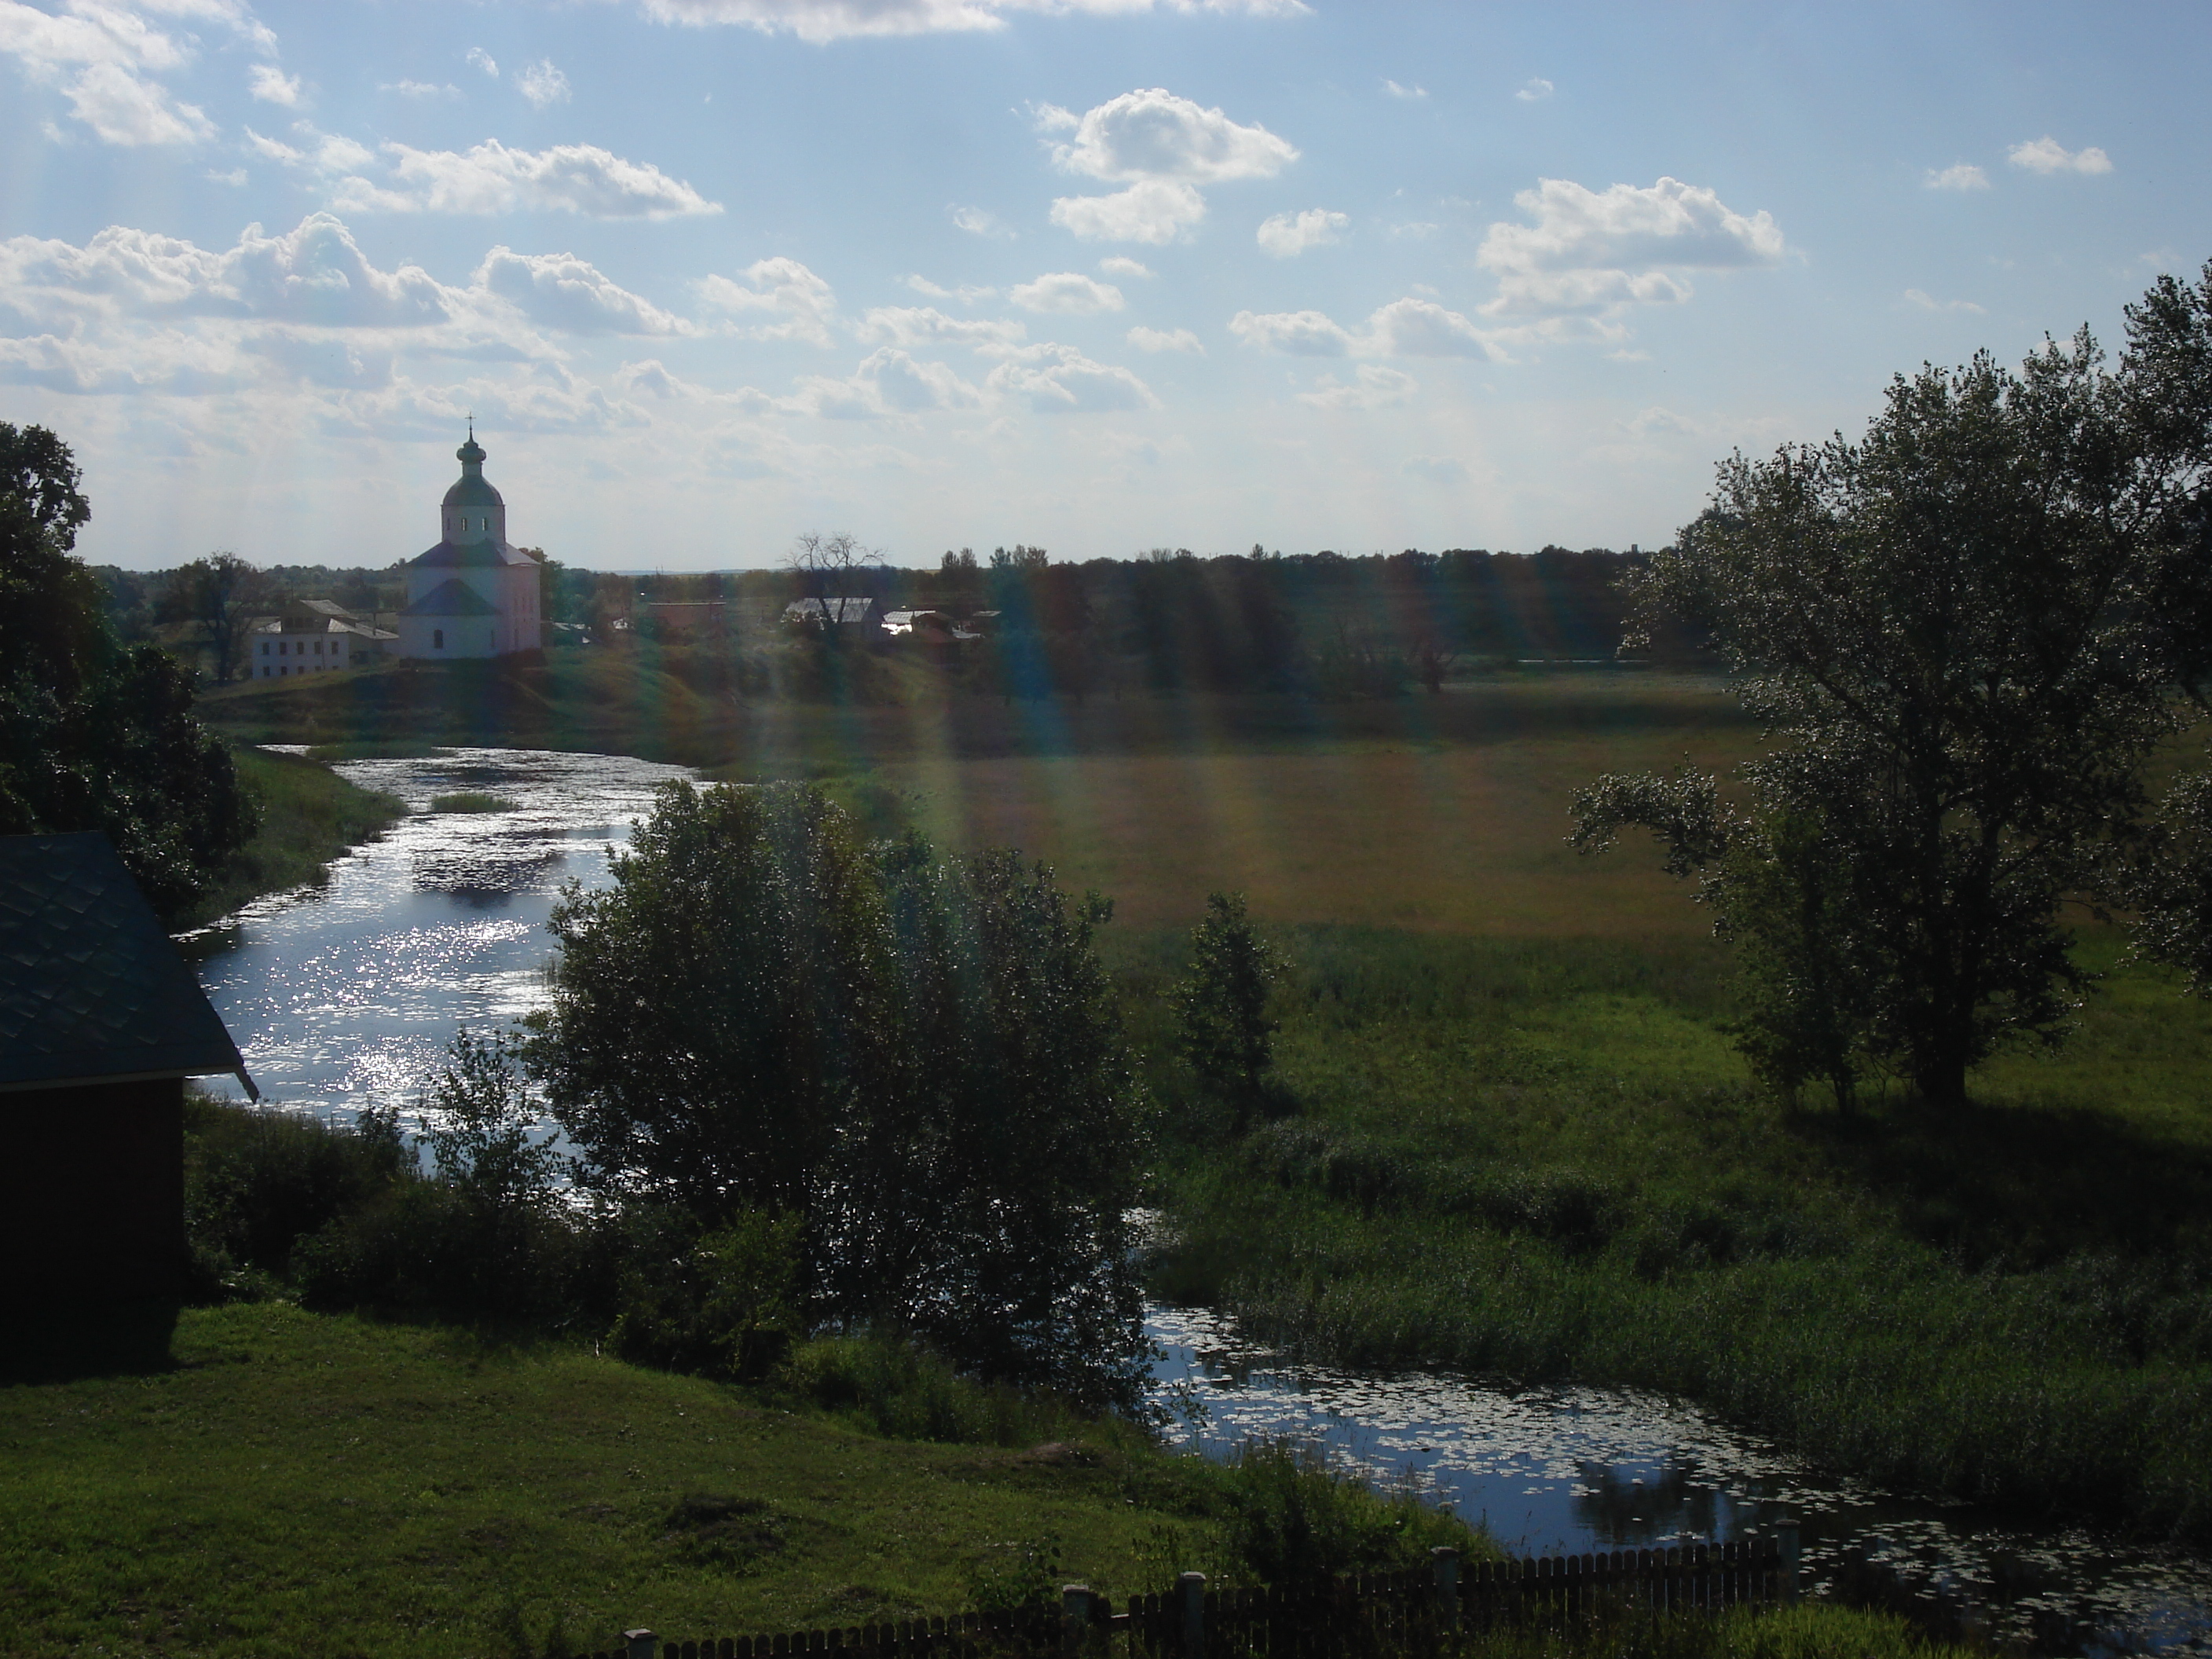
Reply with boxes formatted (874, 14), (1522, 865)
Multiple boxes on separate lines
(1157, 925), (2212, 1540)
(174, 745), (406, 928)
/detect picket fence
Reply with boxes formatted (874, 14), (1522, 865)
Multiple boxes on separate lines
(580, 1535), (1798, 1659)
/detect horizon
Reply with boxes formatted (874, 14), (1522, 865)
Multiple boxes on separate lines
(2, 0), (2203, 572)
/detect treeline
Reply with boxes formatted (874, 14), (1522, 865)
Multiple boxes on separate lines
(99, 544), (1685, 700)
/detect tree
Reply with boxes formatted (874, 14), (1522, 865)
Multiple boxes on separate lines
(0, 423), (256, 920)
(1177, 891), (1287, 1131)
(1573, 269), (2212, 1106)
(787, 529), (878, 637)
(420, 1028), (566, 1213)
(162, 553), (266, 684)
(530, 781), (1150, 1403)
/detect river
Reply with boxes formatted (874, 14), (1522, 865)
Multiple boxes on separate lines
(186, 746), (2212, 1657)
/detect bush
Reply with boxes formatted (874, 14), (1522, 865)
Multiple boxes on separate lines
(778, 1333), (1073, 1446)
(183, 1094), (408, 1287)
(1216, 1439), (1487, 1584)
(291, 1181), (588, 1327)
(606, 1207), (802, 1381)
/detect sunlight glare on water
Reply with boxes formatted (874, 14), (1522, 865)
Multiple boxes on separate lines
(187, 747), (693, 1127)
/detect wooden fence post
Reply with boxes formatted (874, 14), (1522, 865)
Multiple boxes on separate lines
(1431, 1546), (1459, 1631)
(1062, 1584), (1090, 1659)
(1178, 1572), (1206, 1658)
(624, 1631), (657, 1659)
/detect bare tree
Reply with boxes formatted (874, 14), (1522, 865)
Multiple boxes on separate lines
(786, 531), (878, 636)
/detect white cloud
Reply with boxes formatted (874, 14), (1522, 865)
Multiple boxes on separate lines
(1389, 221), (1439, 240)
(1515, 77), (1553, 102)
(65, 60), (213, 145)
(1403, 454), (1467, 482)
(792, 347), (983, 418)
(856, 305), (1025, 347)
(949, 203), (1012, 238)
(1298, 364), (1415, 410)
(1009, 271), (1123, 314)
(247, 62), (301, 106)
(1099, 255), (1152, 279)
(901, 275), (997, 303)
(467, 45), (498, 77)
(1126, 324), (1202, 353)
(1364, 296), (1494, 357)
(1229, 308), (1351, 356)
(1925, 163), (1989, 191)
(2007, 135), (2111, 175)
(625, 0), (1309, 46)
(516, 58), (570, 108)
(1231, 298), (1497, 361)
(1046, 86), (1297, 184)
(383, 79), (459, 99)
(477, 247), (686, 335)
(206, 165), (245, 185)
(1050, 179), (1205, 244)
(1256, 207), (1346, 257)
(985, 340), (1155, 414)
(1475, 175), (1785, 317)
(697, 255), (837, 345)
(1383, 79), (1425, 99)
(1903, 288), (1986, 315)
(247, 122), (374, 175)
(332, 140), (721, 218)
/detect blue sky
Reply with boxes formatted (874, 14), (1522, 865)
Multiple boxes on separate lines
(0, 0), (2203, 571)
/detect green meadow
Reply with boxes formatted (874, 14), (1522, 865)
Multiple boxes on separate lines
(185, 664), (2212, 1545)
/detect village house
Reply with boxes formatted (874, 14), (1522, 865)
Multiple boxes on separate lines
(397, 426), (544, 659)
(248, 597), (397, 678)
(0, 833), (254, 1311)
(784, 595), (879, 631)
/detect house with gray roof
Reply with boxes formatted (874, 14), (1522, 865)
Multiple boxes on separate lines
(0, 833), (254, 1309)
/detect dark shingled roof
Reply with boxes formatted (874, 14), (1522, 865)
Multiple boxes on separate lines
(411, 537), (537, 570)
(0, 833), (248, 1093)
(400, 577), (502, 617)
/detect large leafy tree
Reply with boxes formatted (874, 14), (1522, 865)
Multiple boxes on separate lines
(0, 423), (255, 921)
(1573, 266), (2212, 1107)
(532, 781), (1150, 1404)
(161, 553), (267, 685)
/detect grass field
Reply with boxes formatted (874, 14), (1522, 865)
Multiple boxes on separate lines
(175, 747), (408, 931)
(0, 1305), (1976, 1659)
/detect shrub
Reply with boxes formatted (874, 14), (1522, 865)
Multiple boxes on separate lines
(183, 1094), (408, 1286)
(606, 1207), (802, 1381)
(1216, 1439), (1487, 1584)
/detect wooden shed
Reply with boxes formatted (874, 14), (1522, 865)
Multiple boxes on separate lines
(0, 833), (254, 1310)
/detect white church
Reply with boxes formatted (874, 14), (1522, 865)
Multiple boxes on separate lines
(397, 427), (543, 659)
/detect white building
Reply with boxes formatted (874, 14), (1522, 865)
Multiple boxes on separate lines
(396, 428), (543, 659)
(250, 599), (395, 678)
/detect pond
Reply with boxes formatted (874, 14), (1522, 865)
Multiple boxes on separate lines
(186, 747), (2212, 1657)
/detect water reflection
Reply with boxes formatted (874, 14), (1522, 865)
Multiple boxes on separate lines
(187, 746), (691, 1126)
(1147, 1304), (2212, 1656)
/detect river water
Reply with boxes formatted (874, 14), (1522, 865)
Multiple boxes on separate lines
(186, 747), (2212, 1657)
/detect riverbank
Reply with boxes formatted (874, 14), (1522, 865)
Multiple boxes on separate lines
(1148, 925), (2212, 1544)
(174, 747), (408, 930)
(0, 1303), (1977, 1659)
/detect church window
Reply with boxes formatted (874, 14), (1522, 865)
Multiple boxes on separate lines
(434, 628), (445, 650)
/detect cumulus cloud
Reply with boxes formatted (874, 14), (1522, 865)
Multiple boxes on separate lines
(1126, 324), (1202, 353)
(331, 140), (721, 218)
(383, 79), (459, 99)
(248, 62), (301, 106)
(986, 340), (1155, 414)
(2008, 136), (2111, 175)
(1514, 77), (1553, 101)
(949, 203), (1012, 238)
(516, 58), (570, 108)
(467, 45), (498, 77)
(1232, 297), (1498, 361)
(697, 255), (838, 345)
(901, 275), (997, 303)
(1009, 271), (1123, 314)
(476, 247), (686, 335)
(1925, 162), (1989, 191)
(0, 0), (277, 145)
(792, 347), (983, 418)
(1475, 175), (1785, 317)
(856, 305), (1025, 347)
(1229, 307), (1351, 355)
(1298, 364), (1415, 410)
(1383, 79), (1425, 99)
(1903, 288), (1986, 314)
(1050, 179), (1206, 244)
(1256, 207), (1346, 257)
(624, 0), (1309, 45)
(1046, 86), (1297, 184)
(1099, 255), (1153, 279)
